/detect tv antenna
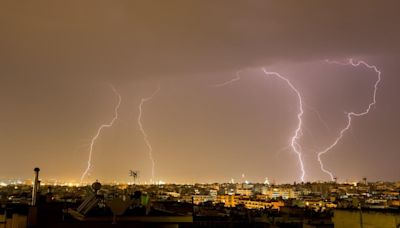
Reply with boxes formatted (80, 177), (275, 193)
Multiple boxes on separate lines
(129, 170), (139, 185)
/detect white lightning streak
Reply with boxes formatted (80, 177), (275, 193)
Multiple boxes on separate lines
(138, 85), (161, 184)
(80, 86), (122, 184)
(261, 68), (306, 182)
(210, 71), (241, 87)
(305, 103), (331, 132)
(317, 59), (382, 181)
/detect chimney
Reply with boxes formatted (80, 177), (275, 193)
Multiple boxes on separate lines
(32, 167), (40, 206)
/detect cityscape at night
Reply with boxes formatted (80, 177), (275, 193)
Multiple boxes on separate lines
(0, 1), (399, 227)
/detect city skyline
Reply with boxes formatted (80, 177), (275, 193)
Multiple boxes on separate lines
(1, 1), (400, 184)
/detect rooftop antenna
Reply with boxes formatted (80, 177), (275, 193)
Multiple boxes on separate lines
(129, 170), (139, 185)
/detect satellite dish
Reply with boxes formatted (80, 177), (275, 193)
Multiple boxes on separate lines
(92, 180), (102, 192)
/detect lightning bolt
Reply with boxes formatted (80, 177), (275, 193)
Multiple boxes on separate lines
(305, 103), (331, 132)
(80, 85), (122, 184)
(138, 85), (161, 184)
(210, 71), (242, 87)
(317, 59), (382, 181)
(261, 68), (306, 182)
(212, 69), (306, 182)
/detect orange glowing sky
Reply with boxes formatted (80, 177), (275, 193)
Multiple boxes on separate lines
(0, 1), (399, 183)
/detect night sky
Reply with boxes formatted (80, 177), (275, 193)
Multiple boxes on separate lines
(0, 1), (399, 184)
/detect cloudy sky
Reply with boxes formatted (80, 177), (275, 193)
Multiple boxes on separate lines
(0, 1), (399, 183)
